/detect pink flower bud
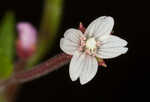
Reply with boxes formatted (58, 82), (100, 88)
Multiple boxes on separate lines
(16, 22), (37, 60)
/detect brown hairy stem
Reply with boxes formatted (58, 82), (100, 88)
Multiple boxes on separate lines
(13, 53), (71, 83)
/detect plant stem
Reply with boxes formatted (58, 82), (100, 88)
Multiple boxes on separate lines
(0, 53), (71, 102)
(14, 53), (71, 83)
(1, 60), (27, 102)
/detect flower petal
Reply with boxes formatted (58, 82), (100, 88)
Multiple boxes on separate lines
(79, 55), (98, 85)
(96, 35), (128, 59)
(85, 16), (114, 40)
(69, 51), (85, 81)
(60, 38), (78, 55)
(64, 28), (83, 43)
(100, 35), (128, 49)
(96, 47), (128, 59)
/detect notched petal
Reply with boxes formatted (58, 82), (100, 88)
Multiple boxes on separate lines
(69, 51), (84, 81)
(79, 55), (98, 85)
(100, 35), (128, 48)
(85, 16), (114, 40)
(97, 47), (128, 59)
(60, 38), (78, 55)
(64, 28), (83, 43)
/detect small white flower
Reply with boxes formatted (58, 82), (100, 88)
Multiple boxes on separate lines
(60, 16), (128, 85)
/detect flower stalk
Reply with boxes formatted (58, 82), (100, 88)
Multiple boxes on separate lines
(13, 53), (71, 83)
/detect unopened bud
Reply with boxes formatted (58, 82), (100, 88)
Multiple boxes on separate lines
(16, 22), (37, 60)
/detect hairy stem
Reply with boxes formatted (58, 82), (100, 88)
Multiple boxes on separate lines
(6, 60), (27, 102)
(0, 53), (71, 102)
(0, 59), (27, 102)
(14, 53), (71, 83)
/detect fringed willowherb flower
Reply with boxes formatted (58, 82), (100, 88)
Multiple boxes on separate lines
(60, 16), (128, 85)
(16, 22), (37, 60)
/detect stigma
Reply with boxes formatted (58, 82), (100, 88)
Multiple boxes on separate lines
(86, 38), (97, 51)
(79, 36), (100, 56)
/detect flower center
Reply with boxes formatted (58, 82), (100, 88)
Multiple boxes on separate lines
(85, 38), (97, 51)
(79, 36), (100, 56)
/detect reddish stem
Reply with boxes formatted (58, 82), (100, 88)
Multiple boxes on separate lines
(14, 53), (71, 83)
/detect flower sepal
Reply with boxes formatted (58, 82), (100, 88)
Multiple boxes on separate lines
(97, 57), (107, 68)
(78, 22), (85, 33)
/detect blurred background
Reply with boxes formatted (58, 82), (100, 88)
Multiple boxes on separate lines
(0, 0), (150, 102)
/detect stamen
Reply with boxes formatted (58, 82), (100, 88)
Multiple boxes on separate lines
(92, 53), (96, 57)
(78, 46), (83, 51)
(79, 36), (100, 56)
(85, 49), (91, 55)
(80, 36), (86, 41)
(81, 41), (86, 47)
(96, 41), (100, 47)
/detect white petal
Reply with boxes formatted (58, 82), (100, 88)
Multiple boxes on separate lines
(69, 51), (85, 81)
(96, 47), (128, 59)
(85, 16), (114, 40)
(97, 35), (128, 59)
(60, 38), (78, 55)
(64, 28), (83, 43)
(100, 35), (128, 49)
(79, 55), (98, 85)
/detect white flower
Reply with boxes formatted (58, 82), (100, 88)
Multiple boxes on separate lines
(60, 16), (128, 85)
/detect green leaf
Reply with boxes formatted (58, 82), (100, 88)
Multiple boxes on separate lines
(0, 12), (15, 79)
(26, 0), (63, 68)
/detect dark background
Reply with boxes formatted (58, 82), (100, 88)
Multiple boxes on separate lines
(0, 0), (150, 102)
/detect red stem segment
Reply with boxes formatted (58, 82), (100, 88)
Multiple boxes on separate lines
(14, 53), (71, 83)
